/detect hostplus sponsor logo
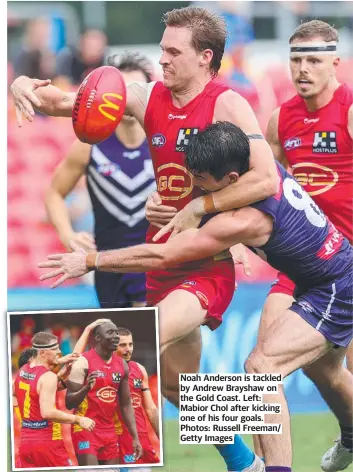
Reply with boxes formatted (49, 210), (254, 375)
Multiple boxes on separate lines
(175, 128), (199, 152)
(133, 378), (142, 389)
(112, 372), (121, 383)
(312, 131), (338, 154)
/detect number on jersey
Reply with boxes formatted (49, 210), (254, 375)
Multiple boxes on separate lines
(19, 381), (31, 418)
(283, 178), (326, 227)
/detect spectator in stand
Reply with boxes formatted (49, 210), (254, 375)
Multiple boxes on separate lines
(220, 11), (260, 114)
(13, 17), (55, 80)
(11, 317), (36, 369)
(55, 29), (107, 86)
(61, 325), (82, 356)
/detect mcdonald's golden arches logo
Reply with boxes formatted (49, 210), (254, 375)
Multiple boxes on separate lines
(98, 93), (124, 121)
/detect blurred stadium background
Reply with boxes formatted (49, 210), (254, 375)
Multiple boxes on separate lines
(7, 1), (353, 471)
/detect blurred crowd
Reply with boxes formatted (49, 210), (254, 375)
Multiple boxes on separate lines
(11, 316), (84, 371)
(7, 10), (353, 288)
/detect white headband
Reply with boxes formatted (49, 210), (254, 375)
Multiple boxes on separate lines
(290, 41), (338, 57)
(32, 341), (59, 350)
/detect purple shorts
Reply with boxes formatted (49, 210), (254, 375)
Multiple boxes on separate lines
(95, 271), (146, 308)
(290, 272), (353, 348)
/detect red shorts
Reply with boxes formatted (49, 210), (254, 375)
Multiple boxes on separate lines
(72, 429), (119, 461)
(269, 272), (296, 297)
(119, 431), (159, 464)
(147, 260), (235, 330)
(19, 439), (72, 468)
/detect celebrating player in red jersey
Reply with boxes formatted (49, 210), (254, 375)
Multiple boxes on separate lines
(256, 20), (353, 472)
(13, 332), (95, 468)
(115, 327), (160, 465)
(13, 6), (280, 471)
(65, 320), (142, 466)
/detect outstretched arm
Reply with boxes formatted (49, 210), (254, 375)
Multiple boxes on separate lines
(11, 76), (75, 125)
(38, 207), (270, 287)
(10, 75), (149, 127)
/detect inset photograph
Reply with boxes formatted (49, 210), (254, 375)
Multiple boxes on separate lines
(8, 308), (162, 470)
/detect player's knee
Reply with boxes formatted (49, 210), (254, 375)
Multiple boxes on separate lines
(245, 349), (271, 374)
(245, 346), (280, 375)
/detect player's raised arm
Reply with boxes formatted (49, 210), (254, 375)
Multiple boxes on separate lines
(138, 363), (159, 438)
(73, 319), (111, 354)
(118, 361), (142, 460)
(266, 108), (289, 169)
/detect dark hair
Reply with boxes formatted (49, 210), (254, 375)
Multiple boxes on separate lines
(163, 6), (227, 77)
(18, 348), (36, 368)
(31, 332), (58, 357)
(289, 20), (339, 44)
(107, 52), (153, 83)
(116, 327), (132, 337)
(185, 122), (250, 181)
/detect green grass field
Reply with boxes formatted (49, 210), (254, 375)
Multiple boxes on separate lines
(8, 413), (353, 471)
(159, 413), (353, 472)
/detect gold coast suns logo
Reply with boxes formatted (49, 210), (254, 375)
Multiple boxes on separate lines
(157, 163), (193, 201)
(98, 93), (124, 121)
(96, 386), (117, 403)
(292, 162), (338, 196)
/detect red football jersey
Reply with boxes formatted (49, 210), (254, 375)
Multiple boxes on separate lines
(278, 84), (353, 242)
(14, 364), (62, 441)
(144, 80), (235, 290)
(73, 349), (125, 433)
(117, 361), (148, 434)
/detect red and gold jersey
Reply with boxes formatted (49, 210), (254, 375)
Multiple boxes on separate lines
(116, 361), (147, 435)
(14, 364), (62, 441)
(144, 80), (235, 292)
(278, 84), (353, 242)
(73, 349), (125, 433)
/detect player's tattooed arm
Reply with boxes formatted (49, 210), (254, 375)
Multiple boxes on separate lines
(266, 107), (290, 169)
(139, 363), (160, 438)
(348, 104), (353, 143)
(119, 361), (143, 460)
